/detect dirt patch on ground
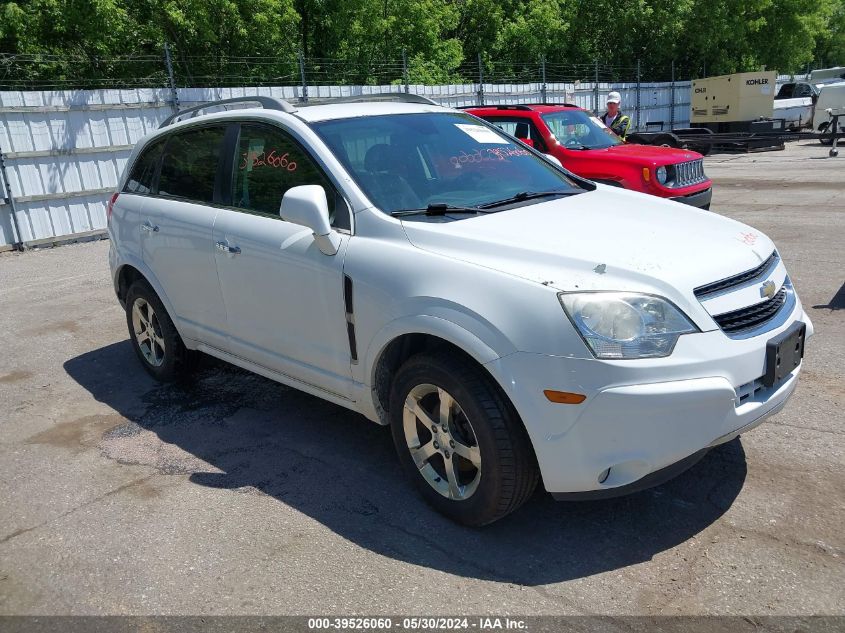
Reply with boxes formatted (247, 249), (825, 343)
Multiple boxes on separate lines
(26, 413), (126, 454)
(0, 370), (32, 384)
(23, 319), (81, 337)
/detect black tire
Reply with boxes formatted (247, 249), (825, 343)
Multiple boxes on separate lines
(819, 122), (834, 146)
(685, 143), (711, 156)
(125, 279), (197, 381)
(389, 351), (539, 526)
(653, 133), (680, 148)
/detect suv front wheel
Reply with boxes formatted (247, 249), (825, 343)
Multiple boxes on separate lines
(389, 351), (539, 526)
(125, 280), (197, 381)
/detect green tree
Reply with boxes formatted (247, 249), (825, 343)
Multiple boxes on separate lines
(750, 0), (836, 74)
(1, 0), (844, 87)
(0, 0), (134, 84)
(813, 0), (845, 68)
(146, 0), (301, 84)
(297, 0), (462, 83)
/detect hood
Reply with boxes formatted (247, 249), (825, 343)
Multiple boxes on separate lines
(589, 143), (703, 166)
(400, 186), (775, 300)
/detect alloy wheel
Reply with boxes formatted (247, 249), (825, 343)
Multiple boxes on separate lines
(403, 383), (482, 500)
(131, 297), (166, 367)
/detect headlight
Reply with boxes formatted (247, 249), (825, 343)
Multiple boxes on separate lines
(559, 292), (698, 359)
(655, 165), (668, 184)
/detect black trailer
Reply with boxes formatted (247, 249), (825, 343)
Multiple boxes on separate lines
(627, 114), (844, 157)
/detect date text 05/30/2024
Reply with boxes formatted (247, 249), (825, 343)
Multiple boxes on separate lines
(307, 617), (528, 630)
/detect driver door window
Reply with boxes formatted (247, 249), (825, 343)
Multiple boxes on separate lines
(232, 123), (350, 230)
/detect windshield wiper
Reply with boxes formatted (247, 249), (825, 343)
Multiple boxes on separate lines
(390, 203), (486, 217)
(477, 190), (575, 209)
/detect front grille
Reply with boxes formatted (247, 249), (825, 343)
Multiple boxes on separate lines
(672, 159), (707, 187)
(712, 288), (787, 333)
(694, 251), (779, 299)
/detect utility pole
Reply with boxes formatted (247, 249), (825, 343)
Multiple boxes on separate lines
(670, 59), (676, 130)
(477, 53), (485, 106)
(636, 59), (641, 131)
(0, 143), (24, 251)
(163, 42), (179, 113)
(298, 52), (308, 103)
(540, 55), (547, 104)
(402, 48), (409, 94)
(593, 59), (599, 114)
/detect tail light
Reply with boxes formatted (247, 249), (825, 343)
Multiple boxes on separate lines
(106, 192), (119, 223)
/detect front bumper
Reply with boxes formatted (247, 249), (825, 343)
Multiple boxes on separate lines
(670, 186), (712, 209)
(484, 307), (812, 496)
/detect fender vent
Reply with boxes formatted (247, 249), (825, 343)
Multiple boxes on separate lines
(343, 275), (357, 362)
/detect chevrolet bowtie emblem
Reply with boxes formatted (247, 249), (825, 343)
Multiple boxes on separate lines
(760, 280), (776, 299)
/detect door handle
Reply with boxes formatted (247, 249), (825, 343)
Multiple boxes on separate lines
(141, 221), (159, 233)
(216, 240), (241, 255)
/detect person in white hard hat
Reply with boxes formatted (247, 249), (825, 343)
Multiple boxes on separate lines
(601, 91), (631, 140)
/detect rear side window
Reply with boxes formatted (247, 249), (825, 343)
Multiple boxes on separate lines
(124, 138), (165, 194)
(232, 123), (349, 229)
(158, 127), (227, 203)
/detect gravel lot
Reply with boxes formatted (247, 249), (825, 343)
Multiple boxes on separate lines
(0, 140), (843, 617)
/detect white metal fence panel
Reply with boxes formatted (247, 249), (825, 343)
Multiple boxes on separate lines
(1, 80), (689, 248)
(0, 88), (174, 246)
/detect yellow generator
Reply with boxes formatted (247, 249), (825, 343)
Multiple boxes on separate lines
(691, 71), (779, 132)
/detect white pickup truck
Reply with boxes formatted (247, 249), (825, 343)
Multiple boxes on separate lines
(775, 80), (845, 138)
(774, 82), (816, 130)
(108, 95), (812, 525)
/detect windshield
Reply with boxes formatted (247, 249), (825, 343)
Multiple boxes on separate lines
(311, 112), (582, 215)
(541, 110), (623, 149)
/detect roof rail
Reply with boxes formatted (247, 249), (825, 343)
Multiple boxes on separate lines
(309, 92), (440, 106)
(159, 96), (297, 128)
(457, 103), (582, 110)
(455, 105), (534, 111)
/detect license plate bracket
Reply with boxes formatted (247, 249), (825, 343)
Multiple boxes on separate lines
(764, 321), (806, 388)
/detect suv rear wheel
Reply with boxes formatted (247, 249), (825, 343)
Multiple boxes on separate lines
(389, 351), (538, 526)
(125, 280), (197, 381)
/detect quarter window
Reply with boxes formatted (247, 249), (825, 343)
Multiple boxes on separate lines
(232, 124), (349, 229)
(124, 138), (165, 194)
(158, 127), (227, 203)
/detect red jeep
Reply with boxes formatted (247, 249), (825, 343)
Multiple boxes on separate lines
(466, 104), (713, 209)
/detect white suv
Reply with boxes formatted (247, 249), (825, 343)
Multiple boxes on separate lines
(108, 95), (812, 525)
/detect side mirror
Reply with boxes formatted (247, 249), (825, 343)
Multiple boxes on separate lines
(518, 137), (535, 148)
(280, 185), (341, 256)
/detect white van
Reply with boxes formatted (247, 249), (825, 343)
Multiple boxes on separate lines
(813, 82), (845, 137)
